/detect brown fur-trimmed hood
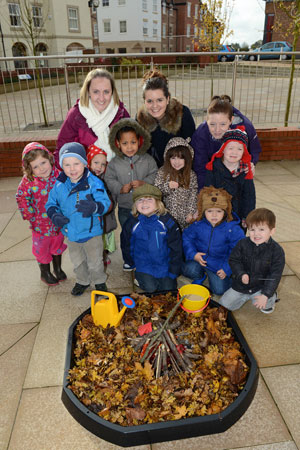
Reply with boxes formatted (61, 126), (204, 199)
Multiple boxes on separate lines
(137, 98), (183, 135)
(108, 118), (151, 158)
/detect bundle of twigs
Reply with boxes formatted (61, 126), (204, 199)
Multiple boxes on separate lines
(130, 297), (200, 378)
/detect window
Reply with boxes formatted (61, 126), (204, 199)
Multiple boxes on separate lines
(145, 47), (150, 52)
(32, 6), (42, 28)
(106, 48), (115, 53)
(169, 5), (173, 16)
(187, 24), (191, 38)
(151, 47), (156, 52)
(93, 22), (98, 38)
(118, 47), (126, 53)
(186, 45), (190, 52)
(118, 0), (125, 4)
(194, 26), (197, 37)
(195, 4), (198, 18)
(169, 23), (173, 36)
(143, 20), (148, 35)
(68, 8), (79, 31)
(8, 3), (21, 27)
(162, 44), (167, 52)
(162, 23), (166, 38)
(187, 2), (191, 17)
(119, 20), (126, 33)
(102, 0), (109, 6)
(162, 2), (166, 14)
(142, 0), (147, 11)
(153, 26), (157, 37)
(153, 0), (158, 13)
(103, 19), (111, 32)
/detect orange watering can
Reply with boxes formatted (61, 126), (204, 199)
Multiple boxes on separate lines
(91, 291), (135, 328)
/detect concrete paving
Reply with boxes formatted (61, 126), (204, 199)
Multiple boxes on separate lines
(0, 161), (300, 450)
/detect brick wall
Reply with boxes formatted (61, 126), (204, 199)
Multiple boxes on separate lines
(1, 127), (300, 178)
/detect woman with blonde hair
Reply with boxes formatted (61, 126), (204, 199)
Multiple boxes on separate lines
(55, 68), (129, 167)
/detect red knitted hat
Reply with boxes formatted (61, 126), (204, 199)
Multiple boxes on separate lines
(206, 126), (253, 179)
(87, 144), (108, 168)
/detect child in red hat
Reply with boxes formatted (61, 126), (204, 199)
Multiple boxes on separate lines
(87, 144), (117, 265)
(204, 126), (256, 229)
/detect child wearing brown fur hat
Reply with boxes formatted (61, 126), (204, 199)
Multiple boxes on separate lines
(204, 127), (256, 228)
(182, 186), (244, 295)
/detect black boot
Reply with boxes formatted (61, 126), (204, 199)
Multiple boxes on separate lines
(52, 255), (67, 281)
(39, 263), (59, 286)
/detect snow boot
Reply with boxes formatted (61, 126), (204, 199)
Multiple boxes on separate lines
(52, 254), (67, 281)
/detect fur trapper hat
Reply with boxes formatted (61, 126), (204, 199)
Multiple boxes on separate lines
(132, 183), (162, 203)
(206, 126), (253, 179)
(163, 136), (194, 159)
(108, 118), (151, 158)
(198, 186), (233, 221)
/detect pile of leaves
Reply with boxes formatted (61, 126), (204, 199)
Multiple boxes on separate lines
(68, 292), (249, 426)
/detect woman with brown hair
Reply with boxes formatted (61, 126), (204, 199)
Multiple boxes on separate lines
(54, 68), (129, 167)
(137, 69), (195, 167)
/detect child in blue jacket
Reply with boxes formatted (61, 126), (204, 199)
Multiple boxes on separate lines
(121, 183), (182, 293)
(182, 186), (244, 295)
(46, 142), (111, 296)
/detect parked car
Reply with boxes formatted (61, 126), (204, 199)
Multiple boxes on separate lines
(244, 41), (292, 61)
(218, 45), (235, 62)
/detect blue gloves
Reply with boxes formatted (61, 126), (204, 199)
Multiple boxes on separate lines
(51, 213), (70, 228)
(76, 194), (104, 218)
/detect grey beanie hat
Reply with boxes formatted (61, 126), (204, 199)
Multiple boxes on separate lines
(59, 142), (87, 168)
(163, 137), (194, 159)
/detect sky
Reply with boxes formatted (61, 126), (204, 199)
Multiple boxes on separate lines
(226, 0), (265, 46)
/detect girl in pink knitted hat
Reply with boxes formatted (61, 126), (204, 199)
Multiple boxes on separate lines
(16, 142), (67, 285)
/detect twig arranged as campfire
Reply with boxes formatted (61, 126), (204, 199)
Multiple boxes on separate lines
(130, 296), (200, 378)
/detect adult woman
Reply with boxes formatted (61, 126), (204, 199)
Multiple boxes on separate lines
(191, 95), (262, 190)
(55, 68), (129, 167)
(137, 69), (196, 167)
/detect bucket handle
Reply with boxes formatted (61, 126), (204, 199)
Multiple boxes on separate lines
(178, 294), (210, 314)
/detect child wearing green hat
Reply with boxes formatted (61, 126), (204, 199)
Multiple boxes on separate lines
(121, 183), (183, 293)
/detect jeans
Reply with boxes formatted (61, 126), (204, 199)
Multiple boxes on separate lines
(219, 288), (277, 311)
(135, 272), (177, 293)
(118, 207), (132, 228)
(182, 260), (231, 295)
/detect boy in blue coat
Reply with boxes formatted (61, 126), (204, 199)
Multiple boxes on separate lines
(182, 186), (244, 295)
(121, 183), (182, 293)
(46, 142), (111, 296)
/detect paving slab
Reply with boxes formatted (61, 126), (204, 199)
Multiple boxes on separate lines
(232, 442), (298, 450)
(152, 376), (291, 450)
(0, 210), (31, 257)
(0, 322), (36, 355)
(231, 275), (300, 367)
(0, 327), (37, 450)
(281, 242), (300, 279)
(8, 386), (150, 450)
(261, 365), (300, 448)
(0, 177), (21, 192)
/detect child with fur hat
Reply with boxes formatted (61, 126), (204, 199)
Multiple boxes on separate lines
(16, 142), (67, 286)
(154, 137), (198, 230)
(182, 187), (244, 295)
(105, 118), (157, 234)
(87, 144), (117, 266)
(219, 208), (285, 314)
(121, 183), (183, 293)
(205, 127), (256, 228)
(46, 142), (111, 296)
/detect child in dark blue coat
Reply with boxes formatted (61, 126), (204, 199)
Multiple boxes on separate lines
(121, 183), (182, 293)
(205, 127), (256, 229)
(182, 187), (244, 295)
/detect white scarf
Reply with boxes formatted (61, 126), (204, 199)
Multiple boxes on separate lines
(79, 97), (119, 161)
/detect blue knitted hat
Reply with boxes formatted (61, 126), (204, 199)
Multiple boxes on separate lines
(59, 142), (87, 167)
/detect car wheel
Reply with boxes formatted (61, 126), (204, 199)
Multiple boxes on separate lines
(220, 55), (227, 62)
(281, 54), (287, 60)
(249, 55), (256, 61)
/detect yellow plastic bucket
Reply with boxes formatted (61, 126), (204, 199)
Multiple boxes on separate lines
(178, 284), (210, 317)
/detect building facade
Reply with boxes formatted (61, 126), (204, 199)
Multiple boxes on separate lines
(0, 0), (95, 69)
(263, 0), (300, 50)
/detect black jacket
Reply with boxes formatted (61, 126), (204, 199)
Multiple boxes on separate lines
(204, 158), (256, 220)
(229, 237), (285, 298)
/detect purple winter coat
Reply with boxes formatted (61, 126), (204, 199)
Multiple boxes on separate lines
(54, 100), (130, 168)
(191, 106), (262, 190)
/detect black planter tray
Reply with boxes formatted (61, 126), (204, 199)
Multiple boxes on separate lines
(62, 292), (258, 447)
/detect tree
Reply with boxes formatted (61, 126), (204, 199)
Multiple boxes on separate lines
(251, 39), (263, 50)
(193, 0), (235, 97)
(272, 0), (300, 126)
(239, 42), (249, 51)
(2, 0), (50, 127)
(230, 42), (241, 51)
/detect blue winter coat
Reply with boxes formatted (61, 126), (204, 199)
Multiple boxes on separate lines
(46, 168), (111, 242)
(204, 158), (256, 220)
(183, 215), (245, 276)
(121, 213), (183, 279)
(191, 106), (262, 189)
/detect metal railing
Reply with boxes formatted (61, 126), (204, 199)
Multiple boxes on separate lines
(0, 51), (300, 136)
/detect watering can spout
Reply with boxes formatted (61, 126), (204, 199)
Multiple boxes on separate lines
(91, 291), (135, 328)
